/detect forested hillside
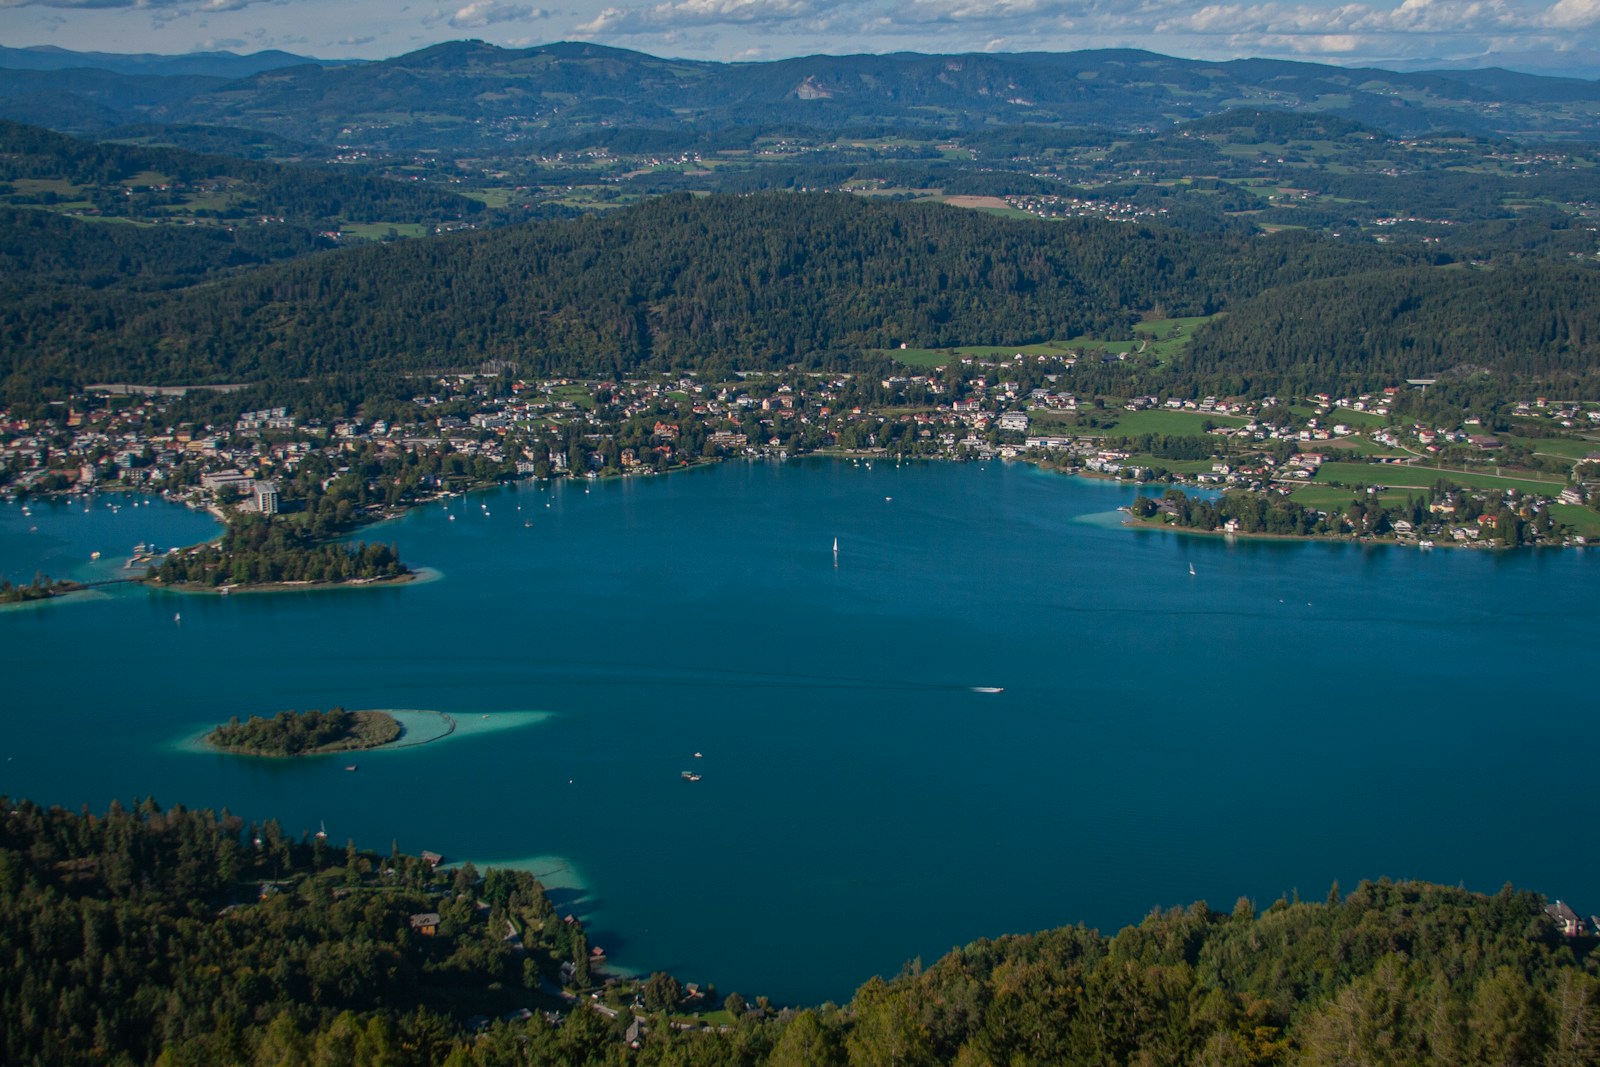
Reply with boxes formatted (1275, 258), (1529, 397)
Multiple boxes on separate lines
(0, 204), (328, 293)
(0, 121), (481, 228)
(4, 797), (1597, 1065)
(1177, 262), (1600, 395)
(0, 191), (1421, 393)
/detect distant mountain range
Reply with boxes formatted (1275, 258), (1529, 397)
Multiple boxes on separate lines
(2, 40), (1599, 149)
(0, 45), (326, 79)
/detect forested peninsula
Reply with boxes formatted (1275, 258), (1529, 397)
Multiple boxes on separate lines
(3, 796), (1598, 1066)
(205, 708), (401, 756)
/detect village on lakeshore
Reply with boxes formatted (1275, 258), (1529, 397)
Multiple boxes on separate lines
(6, 342), (1600, 569)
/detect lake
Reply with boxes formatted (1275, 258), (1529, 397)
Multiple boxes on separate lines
(2, 458), (1595, 1005)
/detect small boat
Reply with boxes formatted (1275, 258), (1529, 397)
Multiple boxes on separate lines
(344, 765), (357, 772)
(524, 519), (533, 528)
(1188, 562), (1196, 576)
(173, 612), (181, 624)
(680, 771), (702, 782)
(885, 496), (892, 502)
(448, 515), (456, 521)
(315, 821), (327, 840)
(89, 551), (100, 561)
(971, 686), (1004, 694)
(693, 751), (703, 758)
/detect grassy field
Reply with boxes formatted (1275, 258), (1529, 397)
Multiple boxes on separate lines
(1312, 460), (1565, 494)
(1288, 404), (1389, 428)
(1098, 408), (1247, 436)
(1499, 433), (1600, 463)
(1550, 503), (1600, 538)
(340, 222), (430, 240)
(1289, 484), (1410, 509)
(461, 187), (525, 209)
(882, 315), (1217, 368)
(547, 384), (596, 410)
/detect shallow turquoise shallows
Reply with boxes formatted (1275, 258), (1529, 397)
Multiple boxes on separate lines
(2, 459), (1595, 1005)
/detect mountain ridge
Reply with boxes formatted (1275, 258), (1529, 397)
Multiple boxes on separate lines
(5, 40), (1600, 146)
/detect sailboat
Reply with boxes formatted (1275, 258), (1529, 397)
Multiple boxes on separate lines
(1188, 562), (1196, 577)
(833, 536), (839, 567)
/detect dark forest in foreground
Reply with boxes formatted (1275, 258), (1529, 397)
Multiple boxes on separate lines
(4, 797), (1597, 1065)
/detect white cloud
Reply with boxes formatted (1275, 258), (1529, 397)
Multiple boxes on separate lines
(448, 0), (546, 27)
(575, 0), (843, 35)
(1544, 0), (1600, 26)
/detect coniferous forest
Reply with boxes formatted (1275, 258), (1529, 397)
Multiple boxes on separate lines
(3, 185), (1597, 405)
(3, 798), (1598, 1066)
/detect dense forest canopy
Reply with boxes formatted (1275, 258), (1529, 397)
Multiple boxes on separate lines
(3, 188), (1598, 400)
(1176, 262), (1600, 395)
(0, 190), (1434, 390)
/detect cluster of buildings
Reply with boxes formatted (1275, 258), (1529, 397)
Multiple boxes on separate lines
(1004, 193), (1168, 222)
(5, 368), (1599, 550)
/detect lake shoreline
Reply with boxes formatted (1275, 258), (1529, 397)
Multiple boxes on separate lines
(147, 570), (419, 595)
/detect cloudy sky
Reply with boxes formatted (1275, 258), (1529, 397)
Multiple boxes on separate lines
(3, 0), (1599, 75)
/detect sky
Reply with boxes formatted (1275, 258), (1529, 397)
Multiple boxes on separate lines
(3, 0), (1600, 76)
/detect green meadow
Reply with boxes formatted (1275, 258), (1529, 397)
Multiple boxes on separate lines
(884, 315), (1217, 368)
(1312, 461), (1566, 495)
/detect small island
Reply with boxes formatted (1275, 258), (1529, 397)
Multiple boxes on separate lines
(0, 574), (84, 604)
(148, 514), (411, 591)
(206, 707), (401, 757)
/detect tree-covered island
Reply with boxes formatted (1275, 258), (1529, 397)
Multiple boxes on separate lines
(206, 707), (402, 756)
(147, 513), (409, 590)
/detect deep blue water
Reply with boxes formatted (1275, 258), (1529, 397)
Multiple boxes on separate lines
(2, 460), (1595, 1005)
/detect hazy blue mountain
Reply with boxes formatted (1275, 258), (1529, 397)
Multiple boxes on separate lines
(0, 45), (325, 78)
(6, 40), (1600, 147)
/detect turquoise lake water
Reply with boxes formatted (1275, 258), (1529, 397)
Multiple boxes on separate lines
(2, 459), (1596, 1005)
